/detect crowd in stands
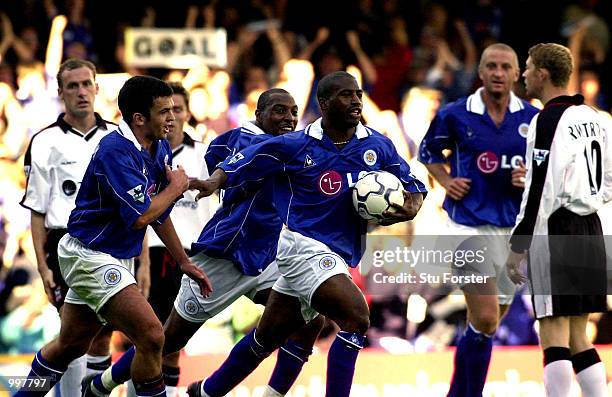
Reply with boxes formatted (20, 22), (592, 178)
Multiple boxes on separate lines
(0, 0), (610, 356)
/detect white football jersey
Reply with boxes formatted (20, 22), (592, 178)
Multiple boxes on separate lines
(147, 133), (215, 249)
(511, 95), (612, 251)
(20, 114), (115, 229)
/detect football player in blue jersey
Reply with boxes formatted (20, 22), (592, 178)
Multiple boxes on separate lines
(186, 71), (427, 397)
(85, 88), (325, 397)
(419, 43), (539, 397)
(15, 76), (212, 397)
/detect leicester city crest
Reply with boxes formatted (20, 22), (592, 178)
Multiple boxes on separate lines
(184, 299), (199, 315)
(319, 256), (337, 270)
(104, 268), (122, 286)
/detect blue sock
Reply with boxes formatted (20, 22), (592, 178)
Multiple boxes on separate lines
(447, 328), (467, 397)
(326, 331), (365, 397)
(203, 329), (270, 396)
(268, 339), (312, 394)
(90, 346), (136, 394)
(112, 346), (136, 384)
(14, 351), (66, 397)
(460, 323), (493, 397)
(134, 374), (166, 397)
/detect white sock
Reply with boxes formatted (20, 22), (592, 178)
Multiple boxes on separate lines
(262, 385), (284, 396)
(101, 366), (120, 390)
(544, 360), (573, 397)
(126, 379), (137, 397)
(60, 355), (86, 397)
(576, 362), (607, 397)
(165, 385), (177, 397)
(200, 381), (212, 397)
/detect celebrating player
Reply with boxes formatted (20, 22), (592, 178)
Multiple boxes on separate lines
(84, 88), (325, 397)
(15, 76), (211, 397)
(140, 82), (214, 396)
(419, 43), (538, 396)
(187, 71), (426, 397)
(506, 43), (611, 397)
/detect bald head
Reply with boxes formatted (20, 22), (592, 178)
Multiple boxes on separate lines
(478, 43), (520, 98)
(479, 43), (519, 71)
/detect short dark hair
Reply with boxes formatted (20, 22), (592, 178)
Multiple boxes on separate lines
(167, 81), (189, 108)
(316, 71), (356, 101)
(257, 88), (291, 111)
(528, 43), (573, 88)
(118, 76), (173, 124)
(57, 58), (97, 88)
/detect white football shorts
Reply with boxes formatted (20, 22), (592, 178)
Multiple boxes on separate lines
(174, 252), (279, 323)
(272, 229), (351, 322)
(445, 219), (516, 305)
(58, 234), (136, 314)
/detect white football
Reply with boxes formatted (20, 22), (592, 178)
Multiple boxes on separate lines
(352, 171), (404, 222)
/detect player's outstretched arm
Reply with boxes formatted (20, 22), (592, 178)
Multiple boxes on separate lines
(191, 168), (228, 201)
(132, 165), (189, 229)
(152, 217), (213, 297)
(380, 191), (424, 226)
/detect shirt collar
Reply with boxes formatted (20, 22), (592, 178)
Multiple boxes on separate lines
(305, 118), (370, 140)
(241, 121), (266, 135)
(93, 113), (109, 129)
(118, 120), (142, 150)
(56, 112), (108, 133)
(545, 94), (584, 107)
(182, 131), (195, 147)
(466, 87), (524, 115)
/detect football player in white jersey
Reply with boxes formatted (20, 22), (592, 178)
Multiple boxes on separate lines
(507, 43), (611, 397)
(21, 59), (116, 397)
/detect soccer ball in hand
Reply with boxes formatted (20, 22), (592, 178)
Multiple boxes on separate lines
(352, 171), (404, 222)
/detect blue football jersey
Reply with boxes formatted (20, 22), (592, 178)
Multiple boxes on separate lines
(419, 88), (538, 227)
(219, 118), (427, 267)
(192, 122), (282, 276)
(68, 120), (174, 259)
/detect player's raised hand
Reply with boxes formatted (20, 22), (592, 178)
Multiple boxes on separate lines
(380, 191), (424, 226)
(191, 179), (219, 201)
(445, 177), (471, 200)
(511, 159), (527, 188)
(180, 260), (213, 298)
(166, 164), (189, 194)
(191, 168), (228, 201)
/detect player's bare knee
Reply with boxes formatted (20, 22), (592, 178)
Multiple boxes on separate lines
(339, 312), (370, 334)
(471, 312), (498, 335)
(136, 321), (165, 354)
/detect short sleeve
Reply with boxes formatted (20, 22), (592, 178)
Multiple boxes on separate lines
(94, 147), (151, 228)
(20, 136), (51, 213)
(418, 112), (453, 164)
(205, 134), (232, 175)
(384, 139), (428, 197)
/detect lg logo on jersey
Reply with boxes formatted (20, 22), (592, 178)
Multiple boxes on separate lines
(477, 152), (524, 174)
(319, 171), (343, 195)
(319, 170), (370, 196)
